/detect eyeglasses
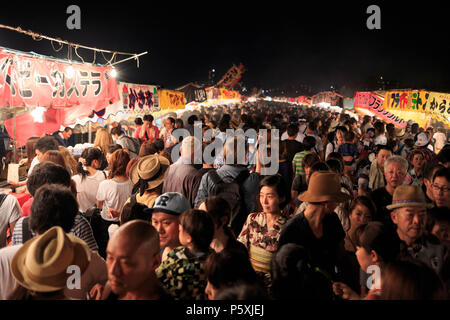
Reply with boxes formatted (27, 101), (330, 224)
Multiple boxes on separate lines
(432, 184), (450, 194)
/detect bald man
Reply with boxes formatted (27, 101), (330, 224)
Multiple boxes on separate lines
(90, 220), (171, 300)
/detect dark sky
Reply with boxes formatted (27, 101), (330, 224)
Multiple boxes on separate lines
(1, 1), (449, 94)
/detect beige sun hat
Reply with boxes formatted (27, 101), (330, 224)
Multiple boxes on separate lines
(298, 171), (352, 203)
(10, 226), (91, 293)
(129, 154), (170, 195)
(386, 185), (434, 210)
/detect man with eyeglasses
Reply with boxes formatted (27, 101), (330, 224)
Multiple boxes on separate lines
(389, 185), (446, 276)
(431, 167), (450, 209)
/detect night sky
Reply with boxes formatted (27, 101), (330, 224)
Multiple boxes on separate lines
(1, 1), (449, 95)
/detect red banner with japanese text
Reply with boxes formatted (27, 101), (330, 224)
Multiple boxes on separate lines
(0, 48), (119, 110)
(354, 92), (407, 128)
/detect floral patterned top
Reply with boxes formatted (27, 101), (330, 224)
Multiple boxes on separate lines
(237, 212), (290, 253)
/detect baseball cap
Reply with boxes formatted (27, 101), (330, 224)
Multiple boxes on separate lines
(145, 192), (191, 216)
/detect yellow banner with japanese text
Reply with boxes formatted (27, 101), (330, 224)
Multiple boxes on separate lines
(158, 89), (186, 111)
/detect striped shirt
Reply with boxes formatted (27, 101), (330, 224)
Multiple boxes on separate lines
(11, 212), (98, 252)
(292, 151), (311, 176)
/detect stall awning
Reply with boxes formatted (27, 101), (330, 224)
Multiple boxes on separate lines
(0, 47), (120, 146)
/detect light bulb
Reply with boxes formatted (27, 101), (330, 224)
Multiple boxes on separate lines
(66, 65), (74, 79)
(111, 68), (117, 78)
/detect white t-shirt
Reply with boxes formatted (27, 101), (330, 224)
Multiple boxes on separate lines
(374, 135), (387, 146)
(0, 244), (107, 300)
(306, 134), (324, 152)
(72, 171), (107, 213)
(96, 179), (133, 221)
(281, 132), (305, 143)
(28, 156), (40, 176)
(433, 132), (446, 151)
(0, 195), (22, 248)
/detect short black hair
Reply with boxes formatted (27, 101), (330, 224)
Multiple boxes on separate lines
(134, 118), (143, 126)
(259, 175), (291, 209)
(188, 115), (198, 125)
(63, 127), (73, 133)
(110, 127), (122, 136)
(29, 184), (78, 234)
(120, 202), (150, 225)
(432, 167), (450, 183)
(27, 162), (72, 197)
(287, 124), (299, 137)
(143, 114), (154, 122)
(376, 144), (393, 154)
(303, 136), (317, 151)
(34, 136), (59, 153)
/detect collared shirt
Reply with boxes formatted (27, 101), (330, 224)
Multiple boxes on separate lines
(398, 234), (446, 275)
(157, 246), (211, 300)
(237, 211), (290, 253)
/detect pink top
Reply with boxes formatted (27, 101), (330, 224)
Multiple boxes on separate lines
(134, 125), (159, 143)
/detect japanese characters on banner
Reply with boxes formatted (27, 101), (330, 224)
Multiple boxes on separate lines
(296, 96), (311, 106)
(206, 87), (220, 100)
(120, 82), (160, 112)
(354, 92), (407, 128)
(382, 90), (450, 124)
(158, 89), (185, 110)
(216, 64), (245, 90)
(0, 48), (119, 111)
(220, 88), (240, 100)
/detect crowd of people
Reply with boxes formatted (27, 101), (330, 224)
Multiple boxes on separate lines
(0, 100), (449, 300)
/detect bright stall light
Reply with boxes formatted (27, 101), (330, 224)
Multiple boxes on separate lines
(31, 107), (46, 123)
(111, 68), (117, 78)
(66, 65), (74, 79)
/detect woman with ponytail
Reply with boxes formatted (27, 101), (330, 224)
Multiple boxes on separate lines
(71, 147), (106, 213)
(94, 149), (133, 258)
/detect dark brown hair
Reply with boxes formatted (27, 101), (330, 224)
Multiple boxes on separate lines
(381, 259), (448, 300)
(180, 209), (214, 252)
(108, 149), (130, 179)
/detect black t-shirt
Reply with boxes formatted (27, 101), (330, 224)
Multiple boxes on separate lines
(279, 211), (345, 279)
(285, 140), (304, 163)
(370, 187), (394, 229)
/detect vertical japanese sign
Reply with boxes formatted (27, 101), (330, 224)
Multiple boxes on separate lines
(216, 64), (245, 90)
(0, 48), (119, 110)
(158, 89), (185, 110)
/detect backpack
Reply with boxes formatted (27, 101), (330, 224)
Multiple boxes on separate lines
(123, 136), (141, 156)
(208, 169), (251, 236)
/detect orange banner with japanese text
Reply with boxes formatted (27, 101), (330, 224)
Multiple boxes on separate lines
(158, 89), (185, 111)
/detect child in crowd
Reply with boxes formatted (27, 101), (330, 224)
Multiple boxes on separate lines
(157, 209), (215, 300)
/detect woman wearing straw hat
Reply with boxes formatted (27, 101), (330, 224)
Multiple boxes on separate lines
(279, 171), (352, 291)
(127, 154), (170, 209)
(8, 226), (91, 300)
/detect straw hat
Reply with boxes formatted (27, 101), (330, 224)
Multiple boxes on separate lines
(298, 171), (352, 203)
(10, 226), (91, 293)
(395, 127), (406, 139)
(129, 154), (170, 195)
(386, 185), (434, 210)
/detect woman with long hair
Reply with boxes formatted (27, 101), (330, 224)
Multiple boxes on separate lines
(71, 147), (106, 213)
(94, 149), (132, 258)
(58, 146), (79, 175)
(93, 127), (113, 170)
